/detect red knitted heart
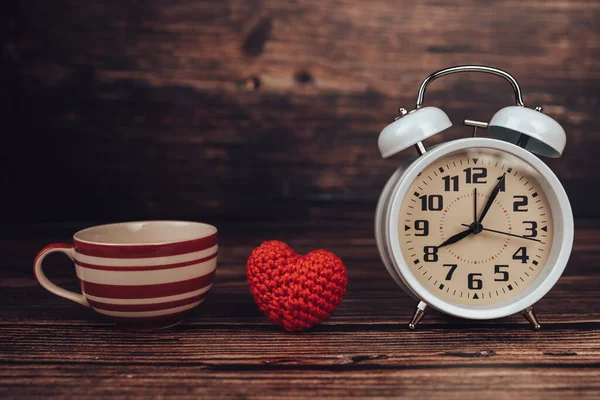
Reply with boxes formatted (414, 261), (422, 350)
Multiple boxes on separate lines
(246, 241), (348, 332)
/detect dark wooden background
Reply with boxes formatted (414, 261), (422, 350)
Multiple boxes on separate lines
(3, 1), (600, 398)
(3, 0), (600, 226)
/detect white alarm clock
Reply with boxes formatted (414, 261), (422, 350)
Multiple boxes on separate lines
(375, 65), (573, 330)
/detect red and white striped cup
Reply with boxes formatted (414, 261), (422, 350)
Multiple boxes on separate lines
(34, 221), (218, 330)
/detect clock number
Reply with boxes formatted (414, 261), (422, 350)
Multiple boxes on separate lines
(423, 246), (438, 262)
(414, 220), (429, 236)
(464, 167), (487, 184)
(512, 246), (529, 263)
(443, 264), (457, 280)
(494, 265), (509, 281)
(523, 221), (538, 238)
(442, 175), (459, 191)
(496, 175), (506, 192)
(513, 195), (528, 212)
(468, 273), (483, 290)
(420, 195), (443, 211)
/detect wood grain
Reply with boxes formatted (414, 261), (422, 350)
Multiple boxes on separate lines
(3, 2), (599, 397)
(1, 222), (600, 398)
(3, 0), (600, 224)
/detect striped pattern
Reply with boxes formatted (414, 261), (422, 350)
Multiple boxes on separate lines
(73, 234), (217, 323)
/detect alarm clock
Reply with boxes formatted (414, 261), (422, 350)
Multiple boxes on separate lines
(375, 65), (573, 330)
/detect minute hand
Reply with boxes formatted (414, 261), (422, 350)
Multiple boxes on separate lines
(478, 173), (506, 223)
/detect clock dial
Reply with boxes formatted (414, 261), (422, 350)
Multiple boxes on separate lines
(398, 148), (554, 306)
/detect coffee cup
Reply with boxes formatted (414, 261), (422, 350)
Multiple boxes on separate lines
(34, 221), (218, 330)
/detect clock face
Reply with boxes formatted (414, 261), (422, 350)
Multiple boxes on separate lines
(398, 148), (554, 306)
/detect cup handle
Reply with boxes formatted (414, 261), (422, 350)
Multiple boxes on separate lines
(34, 243), (90, 307)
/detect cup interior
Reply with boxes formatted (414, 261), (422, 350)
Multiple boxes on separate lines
(74, 221), (217, 245)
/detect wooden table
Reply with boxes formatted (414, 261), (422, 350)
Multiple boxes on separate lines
(1, 221), (599, 398)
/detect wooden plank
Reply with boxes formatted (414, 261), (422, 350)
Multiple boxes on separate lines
(3, 0), (600, 223)
(1, 223), (600, 397)
(1, 364), (598, 399)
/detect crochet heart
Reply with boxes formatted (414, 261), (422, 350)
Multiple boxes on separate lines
(246, 241), (348, 332)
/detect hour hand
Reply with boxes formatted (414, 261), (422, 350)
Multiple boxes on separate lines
(436, 227), (473, 249)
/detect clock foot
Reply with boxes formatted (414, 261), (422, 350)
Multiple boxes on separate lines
(522, 306), (541, 330)
(408, 301), (428, 330)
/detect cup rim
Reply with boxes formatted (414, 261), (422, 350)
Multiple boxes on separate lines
(73, 220), (218, 246)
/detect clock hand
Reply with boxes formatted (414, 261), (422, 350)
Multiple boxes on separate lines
(473, 187), (477, 224)
(460, 224), (544, 243)
(436, 227), (473, 249)
(477, 173), (506, 223)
